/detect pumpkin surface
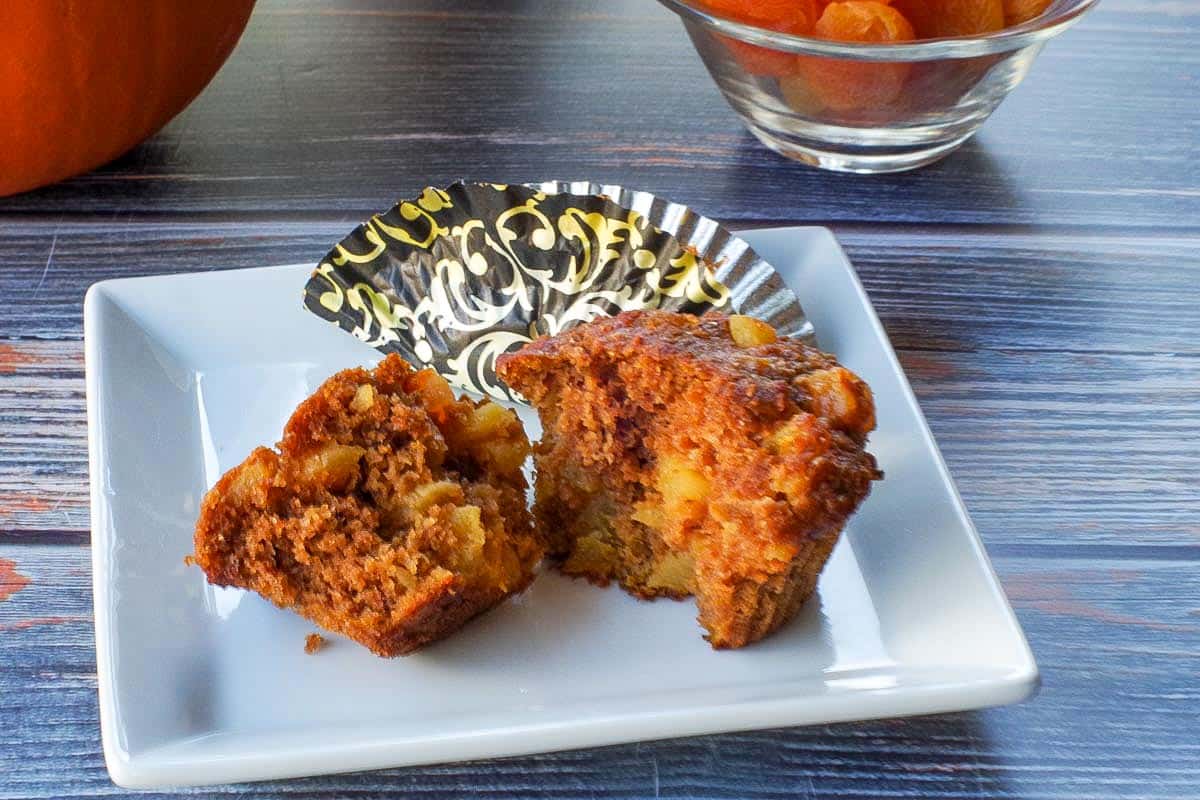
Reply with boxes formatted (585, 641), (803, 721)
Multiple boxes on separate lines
(0, 1), (256, 196)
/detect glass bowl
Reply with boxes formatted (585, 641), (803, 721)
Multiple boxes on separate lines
(658, 0), (1098, 173)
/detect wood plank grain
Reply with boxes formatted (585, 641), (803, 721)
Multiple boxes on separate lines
(0, 339), (86, 537)
(2, 545), (1197, 798)
(3, 222), (1198, 355)
(837, 227), (1200, 356)
(3, 338), (1196, 546)
(0, 0), (1193, 227)
(2, 223), (1197, 543)
(0, 341), (85, 536)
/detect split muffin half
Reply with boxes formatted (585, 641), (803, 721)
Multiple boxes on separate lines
(497, 310), (881, 648)
(191, 354), (540, 656)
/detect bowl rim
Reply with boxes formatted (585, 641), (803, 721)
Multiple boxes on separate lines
(656, 0), (1099, 61)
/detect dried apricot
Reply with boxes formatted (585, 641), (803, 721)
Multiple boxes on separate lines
(813, 0), (915, 40)
(812, 0), (890, 9)
(700, 0), (817, 31)
(888, 0), (939, 38)
(719, 38), (800, 77)
(788, 1), (915, 112)
(778, 71), (826, 115)
(702, 0), (821, 77)
(924, 0), (1004, 37)
(1002, 0), (1052, 25)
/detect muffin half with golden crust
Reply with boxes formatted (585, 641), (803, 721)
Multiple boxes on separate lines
(192, 354), (540, 657)
(497, 310), (880, 648)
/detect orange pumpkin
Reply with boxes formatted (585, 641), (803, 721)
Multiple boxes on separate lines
(0, 1), (256, 197)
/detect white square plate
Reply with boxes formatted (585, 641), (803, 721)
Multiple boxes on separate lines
(86, 227), (1036, 789)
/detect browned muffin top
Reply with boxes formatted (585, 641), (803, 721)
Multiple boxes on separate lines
(500, 309), (876, 447)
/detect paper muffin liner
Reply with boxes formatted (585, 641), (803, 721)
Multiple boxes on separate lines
(304, 181), (810, 400)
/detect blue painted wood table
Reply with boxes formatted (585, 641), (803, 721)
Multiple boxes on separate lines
(1, 1), (1197, 797)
